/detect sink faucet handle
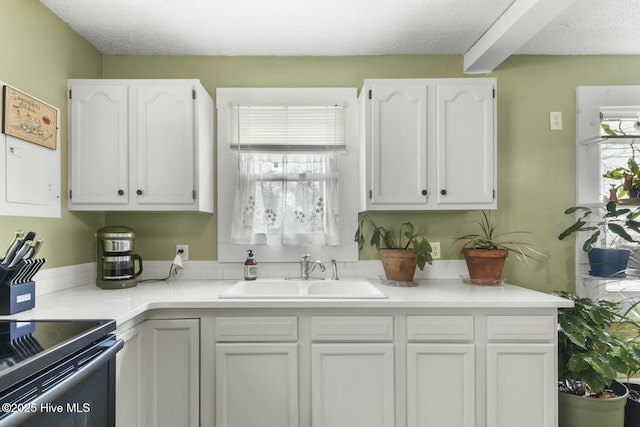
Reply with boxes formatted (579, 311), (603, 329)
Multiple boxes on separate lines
(331, 259), (339, 280)
(301, 253), (311, 261)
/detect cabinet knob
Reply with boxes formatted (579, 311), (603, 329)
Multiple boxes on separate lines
(421, 190), (427, 196)
(137, 189), (143, 195)
(117, 189), (124, 196)
(440, 189), (447, 195)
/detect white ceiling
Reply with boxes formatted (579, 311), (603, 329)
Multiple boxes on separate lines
(40, 0), (640, 73)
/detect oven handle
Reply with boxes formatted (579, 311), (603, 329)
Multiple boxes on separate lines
(0, 338), (124, 427)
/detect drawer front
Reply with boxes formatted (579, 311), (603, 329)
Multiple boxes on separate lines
(215, 317), (298, 342)
(407, 316), (474, 341)
(311, 316), (394, 341)
(487, 316), (555, 342)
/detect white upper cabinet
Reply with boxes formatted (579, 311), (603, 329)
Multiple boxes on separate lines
(359, 78), (496, 211)
(68, 79), (214, 212)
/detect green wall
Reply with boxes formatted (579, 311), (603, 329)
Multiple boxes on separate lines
(0, 0), (104, 268)
(4, 0), (640, 293)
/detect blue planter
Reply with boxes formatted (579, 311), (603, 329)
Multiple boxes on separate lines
(588, 248), (630, 278)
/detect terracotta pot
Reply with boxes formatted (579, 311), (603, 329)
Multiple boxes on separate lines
(379, 249), (417, 283)
(461, 248), (508, 285)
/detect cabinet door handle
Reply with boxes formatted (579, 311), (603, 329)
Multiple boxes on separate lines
(440, 189), (447, 195)
(137, 189), (143, 195)
(117, 189), (124, 196)
(421, 190), (427, 196)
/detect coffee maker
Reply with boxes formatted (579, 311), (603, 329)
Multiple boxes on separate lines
(96, 226), (143, 289)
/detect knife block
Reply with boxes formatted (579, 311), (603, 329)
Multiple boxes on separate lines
(0, 262), (36, 315)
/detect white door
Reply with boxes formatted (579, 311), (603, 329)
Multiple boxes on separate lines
(69, 84), (129, 204)
(369, 83), (428, 206)
(216, 343), (299, 427)
(134, 84), (195, 205)
(486, 344), (555, 427)
(141, 319), (200, 427)
(435, 83), (495, 207)
(311, 343), (395, 427)
(407, 343), (476, 427)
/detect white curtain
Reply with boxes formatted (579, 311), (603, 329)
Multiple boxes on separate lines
(231, 151), (340, 246)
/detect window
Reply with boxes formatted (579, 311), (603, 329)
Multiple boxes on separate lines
(216, 88), (359, 263)
(576, 87), (640, 299)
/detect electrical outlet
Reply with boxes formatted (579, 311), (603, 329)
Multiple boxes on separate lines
(550, 111), (563, 130)
(176, 244), (189, 261)
(431, 242), (441, 260)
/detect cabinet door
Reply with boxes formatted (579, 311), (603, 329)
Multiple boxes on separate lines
(135, 84), (195, 205)
(486, 344), (555, 427)
(369, 83), (428, 206)
(216, 343), (299, 427)
(311, 343), (395, 427)
(116, 325), (144, 427)
(141, 319), (200, 427)
(435, 83), (495, 208)
(407, 344), (475, 427)
(69, 84), (129, 204)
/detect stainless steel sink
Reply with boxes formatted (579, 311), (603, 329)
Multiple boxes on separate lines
(218, 278), (387, 299)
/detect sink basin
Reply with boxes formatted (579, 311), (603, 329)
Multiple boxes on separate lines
(218, 278), (386, 299)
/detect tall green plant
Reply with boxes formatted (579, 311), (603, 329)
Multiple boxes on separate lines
(555, 292), (640, 396)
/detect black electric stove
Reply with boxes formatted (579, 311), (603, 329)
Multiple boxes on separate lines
(0, 319), (121, 427)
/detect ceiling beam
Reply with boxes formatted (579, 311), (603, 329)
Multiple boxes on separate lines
(463, 0), (578, 74)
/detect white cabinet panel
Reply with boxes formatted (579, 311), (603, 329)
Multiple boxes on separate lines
(135, 84), (194, 205)
(407, 344), (475, 427)
(369, 83), (428, 206)
(69, 84), (129, 205)
(486, 343), (555, 427)
(435, 83), (495, 207)
(216, 343), (299, 427)
(116, 324), (144, 427)
(142, 319), (200, 427)
(311, 343), (395, 427)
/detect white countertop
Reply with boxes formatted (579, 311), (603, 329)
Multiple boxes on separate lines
(0, 279), (572, 326)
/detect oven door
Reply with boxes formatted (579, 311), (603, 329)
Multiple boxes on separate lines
(0, 335), (123, 427)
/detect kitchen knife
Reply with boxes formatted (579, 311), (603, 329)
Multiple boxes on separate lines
(7, 242), (33, 268)
(4, 231), (35, 268)
(26, 239), (43, 259)
(2, 230), (24, 260)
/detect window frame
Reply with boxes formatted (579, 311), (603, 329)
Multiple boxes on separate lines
(216, 88), (359, 264)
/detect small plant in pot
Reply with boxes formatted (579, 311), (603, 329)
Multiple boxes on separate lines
(455, 211), (542, 285)
(354, 215), (432, 284)
(554, 292), (640, 427)
(559, 201), (640, 278)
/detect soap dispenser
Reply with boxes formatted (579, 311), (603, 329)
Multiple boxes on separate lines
(244, 250), (258, 280)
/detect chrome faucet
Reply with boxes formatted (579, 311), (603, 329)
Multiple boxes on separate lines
(331, 259), (339, 280)
(300, 254), (326, 279)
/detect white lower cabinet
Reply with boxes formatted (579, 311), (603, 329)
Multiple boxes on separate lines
(116, 318), (200, 427)
(215, 343), (299, 427)
(311, 343), (395, 427)
(407, 344), (475, 427)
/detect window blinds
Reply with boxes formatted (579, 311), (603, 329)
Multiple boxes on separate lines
(600, 106), (640, 138)
(230, 105), (346, 151)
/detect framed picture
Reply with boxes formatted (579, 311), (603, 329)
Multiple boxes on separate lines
(2, 85), (57, 150)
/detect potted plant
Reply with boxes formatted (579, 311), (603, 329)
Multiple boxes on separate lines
(559, 201), (640, 277)
(354, 215), (432, 284)
(602, 143), (640, 200)
(554, 291), (640, 427)
(455, 211), (542, 285)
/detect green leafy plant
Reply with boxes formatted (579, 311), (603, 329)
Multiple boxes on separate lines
(354, 215), (432, 270)
(558, 201), (640, 251)
(555, 292), (640, 397)
(602, 143), (640, 197)
(455, 211), (543, 262)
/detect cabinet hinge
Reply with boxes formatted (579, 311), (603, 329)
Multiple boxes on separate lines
(69, 89), (72, 99)
(368, 89), (372, 100)
(492, 88), (496, 99)
(192, 89), (196, 100)
(193, 190), (197, 200)
(493, 189), (496, 199)
(368, 190), (372, 200)
(69, 190), (72, 199)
